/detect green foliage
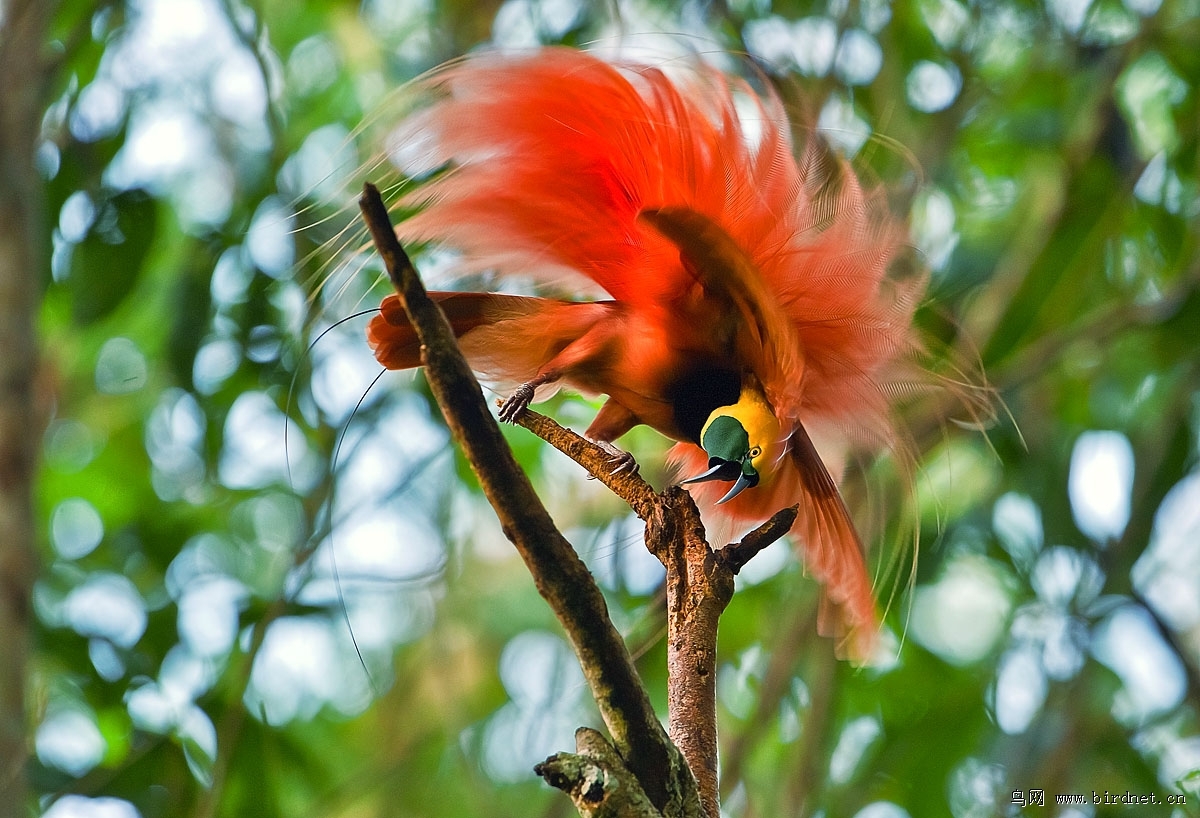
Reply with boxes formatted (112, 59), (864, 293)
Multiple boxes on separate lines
(65, 188), (158, 325)
(26, 0), (1200, 817)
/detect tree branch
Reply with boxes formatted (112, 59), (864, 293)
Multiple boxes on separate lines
(358, 184), (698, 816)
(508, 409), (658, 520)
(651, 486), (730, 816)
(720, 506), (799, 575)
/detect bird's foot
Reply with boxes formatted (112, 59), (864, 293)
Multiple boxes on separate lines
(498, 382), (536, 423)
(589, 439), (640, 477)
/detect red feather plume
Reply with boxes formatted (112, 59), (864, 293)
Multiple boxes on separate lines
(372, 48), (928, 661)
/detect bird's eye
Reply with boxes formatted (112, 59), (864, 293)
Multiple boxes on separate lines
(748, 446), (762, 458)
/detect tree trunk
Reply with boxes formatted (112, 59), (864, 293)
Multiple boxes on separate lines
(0, 2), (53, 815)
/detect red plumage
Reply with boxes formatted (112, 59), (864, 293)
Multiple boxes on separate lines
(368, 48), (924, 661)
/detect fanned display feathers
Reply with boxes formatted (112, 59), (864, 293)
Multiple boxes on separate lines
(367, 48), (927, 661)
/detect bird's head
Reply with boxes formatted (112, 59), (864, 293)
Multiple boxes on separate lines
(681, 384), (782, 504)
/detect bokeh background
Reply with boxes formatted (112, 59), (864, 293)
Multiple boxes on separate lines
(18, 0), (1200, 816)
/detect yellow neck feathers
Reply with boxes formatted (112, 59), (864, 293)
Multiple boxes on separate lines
(701, 382), (783, 478)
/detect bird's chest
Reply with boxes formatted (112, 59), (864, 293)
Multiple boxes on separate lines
(600, 322), (741, 444)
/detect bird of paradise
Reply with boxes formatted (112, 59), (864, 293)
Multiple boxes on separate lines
(366, 48), (932, 661)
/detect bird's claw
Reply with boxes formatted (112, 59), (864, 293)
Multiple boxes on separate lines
(591, 440), (639, 477)
(499, 383), (536, 423)
(609, 452), (639, 476)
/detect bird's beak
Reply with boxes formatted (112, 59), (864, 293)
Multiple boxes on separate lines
(682, 412), (763, 502)
(717, 471), (756, 504)
(680, 459), (741, 485)
(682, 457), (759, 503)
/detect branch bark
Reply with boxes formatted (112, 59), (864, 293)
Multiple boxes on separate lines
(359, 183), (793, 818)
(0, 3), (53, 815)
(535, 728), (662, 818)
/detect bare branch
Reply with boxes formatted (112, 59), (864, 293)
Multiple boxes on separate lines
(652, 487), (731, 818)
(359, 182), (793, 818)
(719, 505), (799, 575)
(509, 409), (658, 520)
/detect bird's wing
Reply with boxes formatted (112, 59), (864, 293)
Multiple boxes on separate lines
(369, 291), (524, 370)
(369, 292), (612, 392)
(637, 206), (802, 398)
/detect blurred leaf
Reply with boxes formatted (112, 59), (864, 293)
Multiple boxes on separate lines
(67, 187), (157, 325)
(167, 238), (217, 389)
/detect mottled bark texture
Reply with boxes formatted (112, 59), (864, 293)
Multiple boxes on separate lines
(535, 728), (662, 818)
